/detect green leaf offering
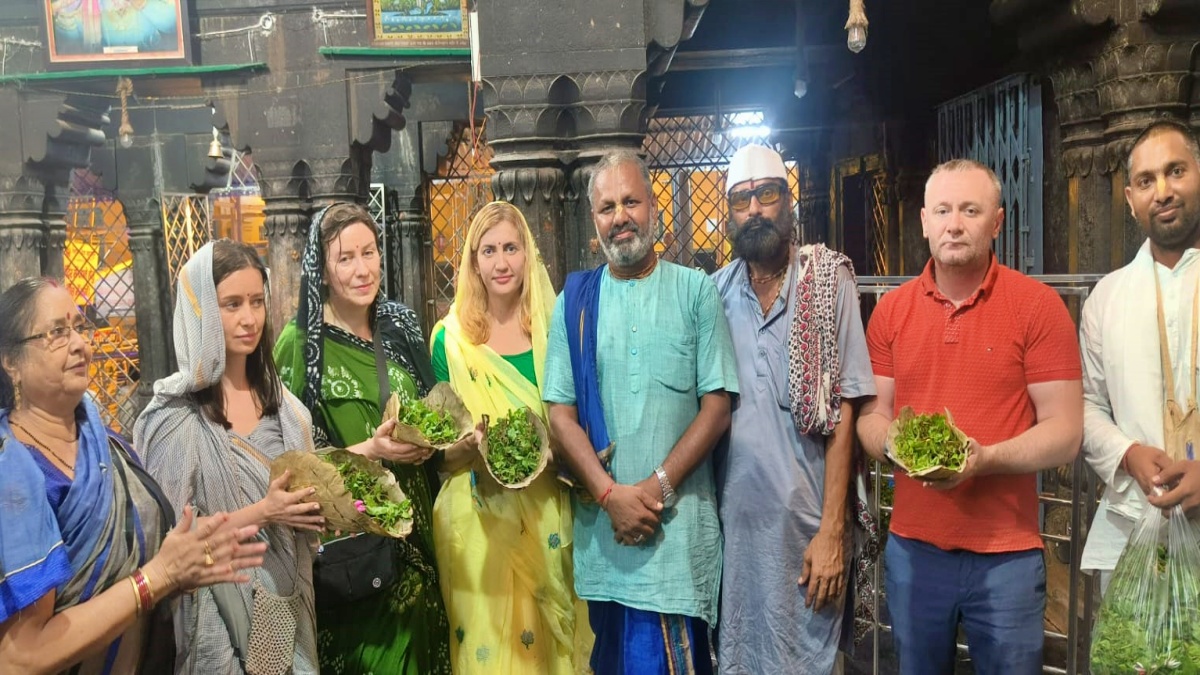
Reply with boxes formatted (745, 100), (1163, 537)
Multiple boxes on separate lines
(269, 448), (413, 538)
(385, 382), (473, 449)
(335, 457), (413, 531)
(1091, 504), (1200, 675)
(885, 406), (969, 481)
(478, 407), (552, 489)
(396, 399), (458, 445)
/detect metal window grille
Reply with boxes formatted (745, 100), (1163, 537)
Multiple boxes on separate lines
(161, 151), (267, 294)
(368, 182), (391, 298)
(868, 172), (890, 276)
(161, 194), (212, 294)
(937, 73), (1044, 274)
(642, 112), (800, 273)
(64, 169), (140, 434)
(422, 123), (494, 335)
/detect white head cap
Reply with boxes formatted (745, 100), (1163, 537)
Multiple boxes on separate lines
(726, 144), (787, 193)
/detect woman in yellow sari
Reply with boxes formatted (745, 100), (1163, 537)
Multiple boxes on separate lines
(430, 201), (591, 673)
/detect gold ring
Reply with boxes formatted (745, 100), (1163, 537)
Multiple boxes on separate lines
(203, 540), (214, 567)
(633, 534), (644, 544)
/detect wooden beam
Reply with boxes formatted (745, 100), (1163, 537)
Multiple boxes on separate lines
(669, 47), (795, 72)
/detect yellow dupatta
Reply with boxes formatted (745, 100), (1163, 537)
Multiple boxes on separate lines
(430, 203), (591, 674)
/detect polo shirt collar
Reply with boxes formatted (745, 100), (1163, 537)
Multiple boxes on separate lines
(918, 252), (1000, 308)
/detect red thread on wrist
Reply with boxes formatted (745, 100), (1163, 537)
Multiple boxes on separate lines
(599, 484), (615, 508)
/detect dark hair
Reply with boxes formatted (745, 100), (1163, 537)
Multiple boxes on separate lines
(190, 239), (283, 428)
(320, 202), (379, 260)
(0, 278), (58, 409)
(1126, 119), (1200, 178)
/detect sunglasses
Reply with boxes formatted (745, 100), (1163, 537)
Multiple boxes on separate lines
(729, 182), (785, 211)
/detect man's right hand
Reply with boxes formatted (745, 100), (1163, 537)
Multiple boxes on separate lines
(605, 483), (663, 545)
(1123, 443), (1172, 495)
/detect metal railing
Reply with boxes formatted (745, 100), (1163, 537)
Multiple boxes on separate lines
(856, 273), (1105, 675)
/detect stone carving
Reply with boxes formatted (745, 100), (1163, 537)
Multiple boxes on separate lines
(1049, 63), (1104, 178)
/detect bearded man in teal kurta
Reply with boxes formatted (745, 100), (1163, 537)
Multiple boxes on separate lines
(544, 149), (739, 675)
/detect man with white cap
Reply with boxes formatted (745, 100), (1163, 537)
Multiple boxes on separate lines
(712, 144), (875, 674)
(857, 159), (1082, 674)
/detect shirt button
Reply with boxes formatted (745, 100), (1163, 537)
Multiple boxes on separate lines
(758, 349), (766, 357)
(631, 348), (638, 356)
(632, 325), (638, 332)
(628, 280), (636, 287)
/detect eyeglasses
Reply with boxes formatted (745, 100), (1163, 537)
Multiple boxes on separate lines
(20, 322), (96, 351)
(729, 182), (785, 211)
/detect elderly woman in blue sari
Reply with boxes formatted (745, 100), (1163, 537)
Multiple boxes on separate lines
(136, 240), (324, 674)
(0, 277), (265, 674)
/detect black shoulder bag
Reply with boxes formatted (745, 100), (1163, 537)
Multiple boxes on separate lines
(311, 334), (400, 606)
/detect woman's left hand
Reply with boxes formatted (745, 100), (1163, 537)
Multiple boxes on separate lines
(350, 419), (434, 464)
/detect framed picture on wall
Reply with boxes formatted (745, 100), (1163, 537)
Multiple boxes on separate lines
(42, 0), (193, 69)
(367, 0), (469, 51)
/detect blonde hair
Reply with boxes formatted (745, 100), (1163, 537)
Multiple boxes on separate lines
(454, 201), (536, 345)
(926, 159), (1003, 207)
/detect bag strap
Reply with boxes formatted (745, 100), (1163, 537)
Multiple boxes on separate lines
(374, 331), (391, 411)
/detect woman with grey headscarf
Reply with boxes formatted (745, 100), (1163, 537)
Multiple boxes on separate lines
(135, 239), (323, 675)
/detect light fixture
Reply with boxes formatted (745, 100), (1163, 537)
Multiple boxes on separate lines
(845, 0), (868, 54)
(115, 77), (134, 148)
(208, 127), (223, 159)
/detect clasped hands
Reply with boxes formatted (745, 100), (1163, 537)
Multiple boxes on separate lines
(603, 477), (664, 547)
(1124, 443), (1200, 515)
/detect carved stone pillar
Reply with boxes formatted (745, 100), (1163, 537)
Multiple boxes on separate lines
(0, 175), (46, 290)
(257, 156), (312, 332)
(123, 195), (171, 415)
(564, 163), (607, 273)
(40, 182), (68, 281)
(1048, 63), (1112, 275)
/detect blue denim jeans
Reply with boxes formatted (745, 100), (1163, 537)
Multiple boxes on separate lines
(884, 534), (1046, 675)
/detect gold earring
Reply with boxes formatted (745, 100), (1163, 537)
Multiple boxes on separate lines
(12, 380), (22, 410)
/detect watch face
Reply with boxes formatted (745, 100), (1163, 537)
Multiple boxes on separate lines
(662, 492), (678, 509)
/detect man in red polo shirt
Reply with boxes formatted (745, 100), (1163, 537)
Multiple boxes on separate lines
(857, 159), (1083, 675)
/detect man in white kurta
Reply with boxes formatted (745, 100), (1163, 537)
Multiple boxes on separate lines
(1081, 120), (1200, 587)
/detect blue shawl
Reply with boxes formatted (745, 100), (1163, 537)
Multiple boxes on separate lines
(0, 399), (164, 624)
(562, 266), (612, 465)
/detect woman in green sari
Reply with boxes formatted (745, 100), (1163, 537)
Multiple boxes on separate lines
(274, 202), (451, 675)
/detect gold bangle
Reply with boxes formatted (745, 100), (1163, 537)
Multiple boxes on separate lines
(128, 576), (143, 617)
(140, 567), (155, 606)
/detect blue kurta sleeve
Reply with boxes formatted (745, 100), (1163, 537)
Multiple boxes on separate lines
(542, 293), (577, 405)
(692, 274), (740, 398)
(833, 266), (877, 399)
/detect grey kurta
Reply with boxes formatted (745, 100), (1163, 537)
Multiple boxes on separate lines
(712, 257), (875, 675)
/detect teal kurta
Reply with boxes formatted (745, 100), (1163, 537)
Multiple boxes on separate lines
(542, 261), (739, 626)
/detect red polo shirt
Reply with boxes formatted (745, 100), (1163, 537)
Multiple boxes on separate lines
(866, 256), (1081, 553)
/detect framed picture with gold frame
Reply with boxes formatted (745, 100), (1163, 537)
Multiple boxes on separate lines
(367, 0), (469, 51)
(42, 0), (193, 69)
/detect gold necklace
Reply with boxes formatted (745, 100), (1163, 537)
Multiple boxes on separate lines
(611, 255), (659, 281)
(748, 259), (790, 284)
(10, 419), (76, 471)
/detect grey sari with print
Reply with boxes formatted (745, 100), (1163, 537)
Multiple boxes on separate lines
(134, 242), (319, 674)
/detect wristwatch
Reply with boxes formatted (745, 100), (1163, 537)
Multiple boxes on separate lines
(654, 465), (678, 509)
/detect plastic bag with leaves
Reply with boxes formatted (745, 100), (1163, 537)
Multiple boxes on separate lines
(1090, 493), (1200, 674)
(476, 406), (552, 489)
(383, 381), (474, 449)
(269, 448), (413, 539)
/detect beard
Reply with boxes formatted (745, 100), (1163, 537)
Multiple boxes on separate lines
(597, 221), (655, 268)
(730, 213), (793, 263)
(1147, 203), (1200, 251)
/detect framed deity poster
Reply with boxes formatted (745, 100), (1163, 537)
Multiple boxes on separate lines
(43, 0), (193, 69)
(367, 0), (469, 51)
